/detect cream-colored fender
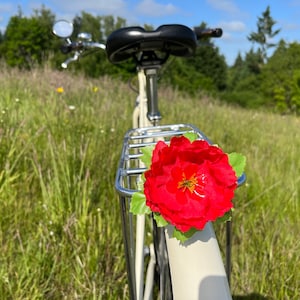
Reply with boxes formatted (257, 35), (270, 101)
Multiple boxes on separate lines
(165, 223), (232, 300)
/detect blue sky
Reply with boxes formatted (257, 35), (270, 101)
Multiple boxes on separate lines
(1, 0), (300, 65)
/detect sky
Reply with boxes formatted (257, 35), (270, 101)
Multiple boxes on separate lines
(1, 0), (300, 65)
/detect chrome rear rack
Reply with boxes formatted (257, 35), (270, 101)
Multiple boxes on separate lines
(114, 124), (210, 299)
(114, 123), (245, 298)
(115, 123), (210, 197)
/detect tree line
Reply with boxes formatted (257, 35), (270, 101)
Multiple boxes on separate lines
(0, 5), (299, 114)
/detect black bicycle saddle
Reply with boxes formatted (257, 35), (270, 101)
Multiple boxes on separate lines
(106, 24), (197, 64)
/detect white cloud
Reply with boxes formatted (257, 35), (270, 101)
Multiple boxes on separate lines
(206, 0), (240, 14)
(46, 0), (139, 24)
(219, 21), (246, 32)
(281, 21), (300, 31)
(219, 31), (231, 41)
(135, 0), (178, 17)
(51, 0), (127, 15)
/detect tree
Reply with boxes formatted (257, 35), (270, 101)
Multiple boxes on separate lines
(227, 53), (246, 91)
(161, 45), (226, 94)
(261, 40), (300, 113)
(225, 49), (265, 108)
(0, 31), (3, 59)
(102, 15), (126, 38)
(161, 22), (227, 94)
(1, 6), (55, 69)
(73, 12), (103, 41)
(68, 12), (134, 78)
(248, 6), (281, 62)
(223, 7), (280, 108)
(244, 48), (264, 74)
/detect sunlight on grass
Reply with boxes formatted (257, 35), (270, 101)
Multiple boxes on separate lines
(0, 67), (299, 299)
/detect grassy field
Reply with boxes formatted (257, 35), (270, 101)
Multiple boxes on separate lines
(0, 66), (299, 300)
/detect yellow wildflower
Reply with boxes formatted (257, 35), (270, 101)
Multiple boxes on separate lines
(56, 87), (64, 93)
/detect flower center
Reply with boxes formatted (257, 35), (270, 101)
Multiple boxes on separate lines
(177, 173), (198, 193)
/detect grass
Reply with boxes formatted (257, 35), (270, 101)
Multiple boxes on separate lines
(0, 66), (299, 299)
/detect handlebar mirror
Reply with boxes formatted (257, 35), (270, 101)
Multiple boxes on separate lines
(52, 20), (74, 38)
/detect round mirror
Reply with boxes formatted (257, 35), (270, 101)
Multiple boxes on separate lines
(52, 20), (74, 38)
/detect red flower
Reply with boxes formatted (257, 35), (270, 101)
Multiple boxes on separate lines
(144, 136), (237, 232)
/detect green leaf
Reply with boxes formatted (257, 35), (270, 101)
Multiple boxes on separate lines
(215, 210), (232, 225)
(129, 192), (151, 215)
(228, 152), (246, 177)
(183, 132), (198, 142)
(173, 227), (197, 243)
(136, 176), (145, 191)
(153, 213), (169, 227)
(140, 146), (154, 168)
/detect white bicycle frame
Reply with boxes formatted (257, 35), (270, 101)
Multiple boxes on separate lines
(131, 68), (232, 300)
(133, 69), (154, 299)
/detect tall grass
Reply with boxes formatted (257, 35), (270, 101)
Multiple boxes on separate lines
(0, 66), (299, 299)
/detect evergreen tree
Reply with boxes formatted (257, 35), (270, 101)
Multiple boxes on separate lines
(244, 48), (264, 74)
(248, 5), (281, 62)
(162, 23), (227, 94)
(261, 40), (300, 113)
(225, 49), (265, 108)
(227, 53), (246, 91)
(68, 12), (133, 78)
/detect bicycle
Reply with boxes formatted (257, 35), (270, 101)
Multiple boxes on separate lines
(53, 20), (246, 300)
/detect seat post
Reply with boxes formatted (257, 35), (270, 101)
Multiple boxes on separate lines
(144, 67), (162, 125)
